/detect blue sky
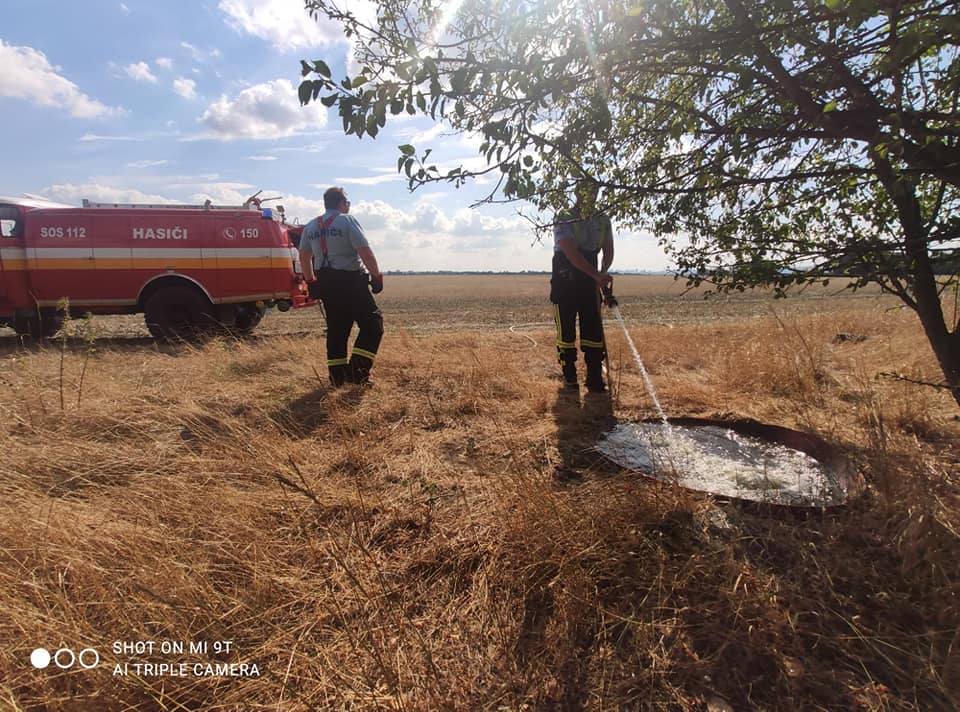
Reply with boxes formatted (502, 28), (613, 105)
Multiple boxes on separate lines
(0, 0), (670, 272)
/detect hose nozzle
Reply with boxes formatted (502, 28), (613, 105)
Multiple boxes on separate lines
(602, 285), (618, 307)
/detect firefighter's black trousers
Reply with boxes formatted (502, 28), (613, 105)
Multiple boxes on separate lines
(550, 251), (605, 369)
(317, 270), (383, 385)
(552, 299), (605, 369)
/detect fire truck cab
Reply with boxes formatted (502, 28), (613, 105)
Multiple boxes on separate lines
(0, 195), (311, 339)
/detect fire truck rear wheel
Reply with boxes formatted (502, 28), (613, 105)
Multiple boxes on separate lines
(144, 286), (216, 341)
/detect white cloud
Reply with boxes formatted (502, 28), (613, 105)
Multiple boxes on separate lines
(334, 173), (406, 186)
(185, 183), (257, 205)
(275, 141), (327, 153)
(156, 57), (174, 70)
(181, 42), (202, 61)
(194, 79), (327, 140)
(125, 61), (157, 83)
(120, 3), (130, 13)
(0, 40), (119, 119)
(350, 198), (550, 271)
(276, 192), (528, 254)
(164, 173), (222, 182)
(173, 77), (196, 98)
(218, 0), (356, 52)
(246, 155), (278, 161)
(42, 180), (265, 210)
(167, 180), (252, 193)
(41, 183), (177, 206)
(408, 123), (448, 145)
(79, 134), (143, 142)
(180, 41), (219, 63)
(288, 195), (534, 264)
(126, 159), (170, 168)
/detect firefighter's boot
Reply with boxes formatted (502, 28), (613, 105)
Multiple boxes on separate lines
(348, 354), (374, 386)
(585, 353), (606, 393)
(560, 351), (578, 388)
(328, 363), (350, 388)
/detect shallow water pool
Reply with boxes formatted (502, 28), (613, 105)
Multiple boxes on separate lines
(596, 422), (848, 507)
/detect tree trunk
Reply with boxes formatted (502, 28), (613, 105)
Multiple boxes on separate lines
(918, 316), (960, 409)
(877, 158), (960, 408)
(909, 276), (960, 408)
(909, 280), (960, 408)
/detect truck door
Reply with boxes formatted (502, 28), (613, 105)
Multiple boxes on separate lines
(91, 213), (136, 306)
(25, 209), (97, 307)
(215, 214), (274, 301)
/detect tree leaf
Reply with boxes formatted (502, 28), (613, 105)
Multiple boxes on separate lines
(297, 81), (313, 106)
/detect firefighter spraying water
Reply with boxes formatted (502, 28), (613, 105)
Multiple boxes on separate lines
(550, 184), (614, 392)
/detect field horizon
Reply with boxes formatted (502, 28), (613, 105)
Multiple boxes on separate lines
(1, 275), (957, 711)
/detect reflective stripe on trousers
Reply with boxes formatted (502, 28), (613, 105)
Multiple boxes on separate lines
(553, 301), (604, 364)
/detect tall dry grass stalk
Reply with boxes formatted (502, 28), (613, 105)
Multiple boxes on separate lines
(0, 278), (957, 710)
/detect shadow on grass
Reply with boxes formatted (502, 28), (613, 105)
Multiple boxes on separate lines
(551, 383), (617, 484)
(270, 383), (372, 439)
(271, 387), (331, 438)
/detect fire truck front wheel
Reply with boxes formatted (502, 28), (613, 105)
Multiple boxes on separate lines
(144, 286), (216, 341)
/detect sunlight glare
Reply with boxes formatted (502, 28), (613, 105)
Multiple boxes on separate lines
(428, 0), (467, 46)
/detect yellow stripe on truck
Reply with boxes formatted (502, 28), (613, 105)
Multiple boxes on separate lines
(27, 259), (98, 270)
(129, 258), (205, 269)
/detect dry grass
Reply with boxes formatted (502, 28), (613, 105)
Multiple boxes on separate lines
(0, 276), (957, 711)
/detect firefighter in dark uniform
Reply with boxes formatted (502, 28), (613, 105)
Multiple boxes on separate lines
(299, 187), (384, 386)
(550, 185), (614, 392)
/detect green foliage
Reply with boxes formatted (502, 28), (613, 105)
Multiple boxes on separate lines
(299, 0), (960, 401)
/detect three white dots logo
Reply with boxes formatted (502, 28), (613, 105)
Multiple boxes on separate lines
(31, 647), (99, 669)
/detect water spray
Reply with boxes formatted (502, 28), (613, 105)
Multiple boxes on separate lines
(603, 286), (669, 426)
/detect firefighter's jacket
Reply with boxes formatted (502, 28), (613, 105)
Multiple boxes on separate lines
(550, 209), (612, 304)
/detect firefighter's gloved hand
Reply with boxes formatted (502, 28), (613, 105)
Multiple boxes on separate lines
(369, 274), (384, 294)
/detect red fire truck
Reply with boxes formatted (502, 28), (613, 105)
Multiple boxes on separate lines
(0, 195), (311, 339)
